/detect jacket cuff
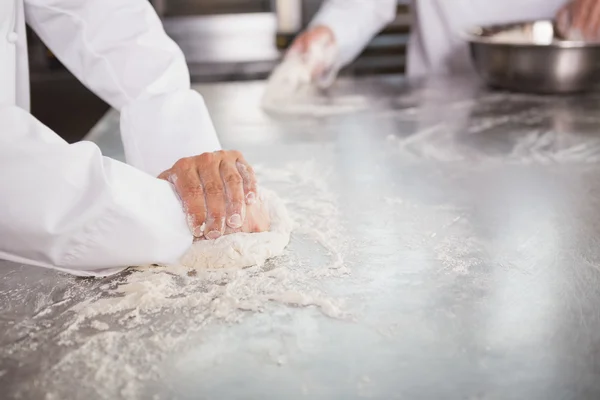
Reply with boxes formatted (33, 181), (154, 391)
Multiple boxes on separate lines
(60, 161), (193, 276)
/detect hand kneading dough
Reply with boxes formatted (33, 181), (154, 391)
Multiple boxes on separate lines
(261, 57), (369, 117)
(180, 190), (292, 269)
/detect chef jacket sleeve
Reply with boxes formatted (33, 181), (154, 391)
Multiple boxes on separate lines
(310, 0), (398, 68)
(24, 0), (221, 177)
(0, 105), (192, 277)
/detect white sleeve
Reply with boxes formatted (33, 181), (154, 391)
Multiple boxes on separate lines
(310, 0), (397, 67)
(24, 0), (221, 177)
(0, 106), (192, 277)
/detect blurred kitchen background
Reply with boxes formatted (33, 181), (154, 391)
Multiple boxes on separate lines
(29, 0), (409, 143)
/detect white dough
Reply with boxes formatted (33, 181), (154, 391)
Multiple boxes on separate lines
(261, 55), (368, 117)
(179, 189), (292, 269)
(486, 21), (555, 45)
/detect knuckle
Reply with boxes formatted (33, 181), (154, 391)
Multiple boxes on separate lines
(180, 184), (204, 198)
(192, 211), (206, 221)
(230, 201), (244, 211)
(204, 181), (224, 196)
(198, 152), (214, 164)
(214, 150), (226, 159)
(208, 211), (225, 221)
(224, 173), (242, 186)
(188, 213), (206, 226)
(174, 157), (193, 170)
(236, 162), (249, 175)
(206, 215), (225, 230)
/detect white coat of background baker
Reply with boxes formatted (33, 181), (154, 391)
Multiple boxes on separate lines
(288, 0), (598, 83)
(0, 0), (268, 277)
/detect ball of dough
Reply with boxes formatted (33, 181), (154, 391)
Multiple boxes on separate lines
(179, 189), (292, 269)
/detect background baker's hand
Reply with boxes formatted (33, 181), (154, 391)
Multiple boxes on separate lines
(287, 25), (338, 85)
(159, 150), (258, 239)
(556, 0), (600, 41)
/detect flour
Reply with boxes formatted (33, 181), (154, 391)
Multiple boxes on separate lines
(385, 95), (600, 165)
(379, 193), (485, 277)
(4, 158), (505, 400)
(4, 160), (349, 400)
(263, 94), (370, 117)
(179, 189), (292, 270)
(90, 320), (109, 331)
(485, 21), (555, 45)
(261, 55), (369, 116)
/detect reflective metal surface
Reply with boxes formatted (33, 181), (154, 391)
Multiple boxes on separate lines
(163, 13), (280, 82)
(467, 20), (600, 93)
(4, 75), (600, 399)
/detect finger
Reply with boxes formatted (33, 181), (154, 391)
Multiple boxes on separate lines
(556, 4), (571, 38)
(157, 170), (170, 181)
(198, 153), (227, 239)
(577, 0), (594, 37)
(169, 159), (207, 238)
(588, 0), (600, 40)
(287, 34), (308, 56)
(220, 158), (246, 231)
(236, 159), (258, 205)
(566, 1), (581, 37)
(246, 201), (271, 233)
(312, 62), (327, 80)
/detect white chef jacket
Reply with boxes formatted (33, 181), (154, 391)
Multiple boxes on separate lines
(311, 0), (568, 77)
(0, 0), (221, 276)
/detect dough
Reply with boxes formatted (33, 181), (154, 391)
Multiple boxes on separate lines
(486, 21), (554, 45)
(261, 56), (368, 117)
(179, 189), (292, 269)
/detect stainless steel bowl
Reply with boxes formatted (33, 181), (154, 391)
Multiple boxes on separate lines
(466, 20), (600, 94)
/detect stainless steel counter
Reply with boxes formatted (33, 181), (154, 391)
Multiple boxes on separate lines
(4, 75), (600, 399)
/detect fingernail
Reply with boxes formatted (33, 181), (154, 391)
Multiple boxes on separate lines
(193, 226), (204, 238)
(228, 214), (242, 228)
(206, 230), (222, 240)
(246, 192), (256, 204)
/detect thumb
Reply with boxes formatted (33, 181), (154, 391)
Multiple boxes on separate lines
(286, 34), (309, 58)
(555, 6), (571, 38)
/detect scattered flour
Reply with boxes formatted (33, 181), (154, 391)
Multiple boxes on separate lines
(385, 94), (600, 165)
(485, 22), (555, 45)
(3, 160), (351, 400)
(4, 80), (585, 400)
(380, 195), (481, 275)
(89, 320), (109, 331)
(262, 54), (370, 116)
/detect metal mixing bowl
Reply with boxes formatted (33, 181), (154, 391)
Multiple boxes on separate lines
(466, 20), (600, 94)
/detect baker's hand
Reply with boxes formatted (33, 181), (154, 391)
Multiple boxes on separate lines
(226, 195), (270, 235)
(556, 0), (600, 41)
(287, 25), (338, 86)
(159, 150), (259, 239)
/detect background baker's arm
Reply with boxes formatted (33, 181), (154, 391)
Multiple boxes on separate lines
(310, 0), (397, 67)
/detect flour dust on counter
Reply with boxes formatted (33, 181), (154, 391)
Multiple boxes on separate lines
(1, 160), (352, 400)
(383, 91), (600, 165)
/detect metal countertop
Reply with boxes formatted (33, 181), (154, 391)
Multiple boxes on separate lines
(4, 75), (600, 399)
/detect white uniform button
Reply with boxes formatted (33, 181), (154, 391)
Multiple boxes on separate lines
(7, 32), (18, 44)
